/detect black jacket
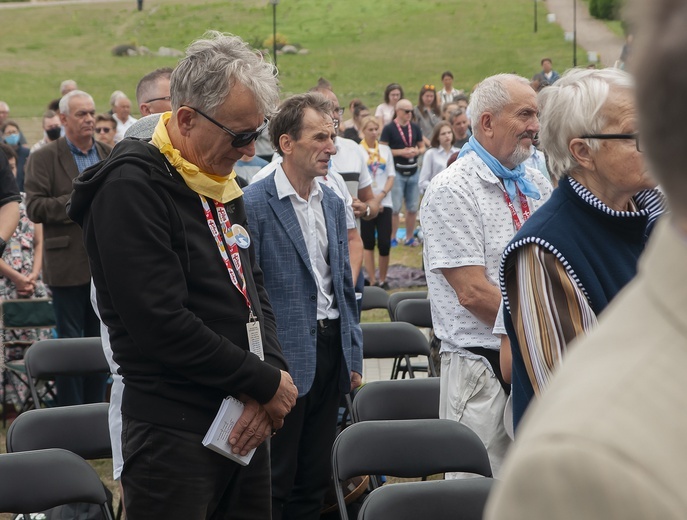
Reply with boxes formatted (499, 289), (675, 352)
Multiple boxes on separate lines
(69, 139), (287, 433)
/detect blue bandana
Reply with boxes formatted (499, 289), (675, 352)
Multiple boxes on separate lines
(458, 135), (541, 200)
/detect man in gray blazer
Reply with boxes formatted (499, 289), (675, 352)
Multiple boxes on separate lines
(485, 1), (687, 518)
(243, 92), (363, 520)
(25, 90), (111, 406)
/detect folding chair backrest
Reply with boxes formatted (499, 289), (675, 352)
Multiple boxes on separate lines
(25, 337), (109, 379)
(358, 478), (495, 520)
(24, 337), (109, 409)
(0, 448), (114, 519)
(331, 419), (493, 520)
(387, 291), (428, 321)
(394, 298), (433, 329)
(352, 378), (440, 422)
(361, 286), (390, 311)
(361, 322), (431, 360)
(7, 403), (112, 460)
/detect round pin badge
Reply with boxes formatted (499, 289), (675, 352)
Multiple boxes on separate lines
(232, 224), (251, 249)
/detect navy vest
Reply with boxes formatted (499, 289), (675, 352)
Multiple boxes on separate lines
(501, 176), (664, 429)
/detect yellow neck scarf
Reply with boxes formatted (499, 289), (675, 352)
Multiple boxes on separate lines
(151, 112), (242, 203)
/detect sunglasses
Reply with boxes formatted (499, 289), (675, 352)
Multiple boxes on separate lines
(400, 109), (413, 114)
(182, 105), (268, 148)
(95, 127), (112, 134)
(423, 84), (436, 91)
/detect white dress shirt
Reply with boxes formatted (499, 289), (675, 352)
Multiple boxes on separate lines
(274, 165), (339, 320)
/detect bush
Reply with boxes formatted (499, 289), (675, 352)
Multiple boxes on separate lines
(589, 0), (622, 20)
(263, 32), (289, 50)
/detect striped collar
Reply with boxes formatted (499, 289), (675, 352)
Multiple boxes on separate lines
(567, 176), (665, 219)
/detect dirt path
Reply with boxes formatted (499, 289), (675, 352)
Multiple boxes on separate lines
(544, 0), (624, 67)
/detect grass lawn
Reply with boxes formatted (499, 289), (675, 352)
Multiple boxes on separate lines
(2, 0), (586, 124)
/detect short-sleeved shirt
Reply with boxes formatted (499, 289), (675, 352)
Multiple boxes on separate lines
(330, 136), (372, 199)
(421, 150), (552, 354)
(380, 121), (423, 176)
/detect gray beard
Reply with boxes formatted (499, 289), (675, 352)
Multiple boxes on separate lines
(509, 143), (531, 167)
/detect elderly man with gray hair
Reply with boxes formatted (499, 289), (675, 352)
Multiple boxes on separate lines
(420, 73), (552, 477)
(485, 1), (687, 517)
(68, 32), (297, 519)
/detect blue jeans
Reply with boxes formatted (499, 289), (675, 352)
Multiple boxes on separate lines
(391, 172), (420, 214)
(49, 284), (107, 406)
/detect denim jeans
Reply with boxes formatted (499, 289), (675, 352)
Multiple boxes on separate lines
(391, 171), (420, 214)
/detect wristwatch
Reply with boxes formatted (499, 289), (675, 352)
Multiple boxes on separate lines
(364, 205), (371, 218)
(0, 237), (6, 256)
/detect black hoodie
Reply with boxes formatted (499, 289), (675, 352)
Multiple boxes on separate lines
(69, 139), (286, 433)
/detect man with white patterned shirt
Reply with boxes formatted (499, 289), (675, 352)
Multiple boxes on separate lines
(420, 74), (551, 477)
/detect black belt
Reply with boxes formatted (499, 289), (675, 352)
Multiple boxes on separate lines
(317, 318), (340, 331)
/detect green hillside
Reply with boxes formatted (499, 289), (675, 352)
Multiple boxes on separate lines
(1, 0), (585, 116)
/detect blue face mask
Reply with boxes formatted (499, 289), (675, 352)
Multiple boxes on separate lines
(3, 134), (20, 146)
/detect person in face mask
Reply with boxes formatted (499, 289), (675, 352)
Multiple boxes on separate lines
(30, 110), (62, 154)
(1, 121), (30, 191)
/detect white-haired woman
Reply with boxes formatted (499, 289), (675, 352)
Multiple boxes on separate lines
(499, 68), (666, 430)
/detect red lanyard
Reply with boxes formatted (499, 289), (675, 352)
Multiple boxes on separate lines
(199, 195), (252, 312)
(394, 121), (413, 148)
(502, 188), (531, 231)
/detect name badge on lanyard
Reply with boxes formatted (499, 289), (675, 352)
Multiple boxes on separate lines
(199, 195), (264, 360)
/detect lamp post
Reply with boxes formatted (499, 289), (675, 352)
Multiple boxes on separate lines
(573, 0), (577, 66)
(269, 0), (279, 69)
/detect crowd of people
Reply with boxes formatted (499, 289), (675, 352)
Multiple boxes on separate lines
(0, 0), (684, 516)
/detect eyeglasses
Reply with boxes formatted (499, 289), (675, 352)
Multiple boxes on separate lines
(580, 133), (641, 152)
(182, 105), (268, 148)
(423, 84), (435, 91)
(400, 109), (413, 114)
(95, 127), (112, 134)
(145, 96), (171, 104)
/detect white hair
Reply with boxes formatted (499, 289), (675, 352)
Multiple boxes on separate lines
(538, 67), (634, 179)
(171, 31), (279, 117)
(60, 79), (78, 95)
(468, 73), (530, 134)
(59, 90), (95, 115)
(0, 101), (9, 111)
(110, 91), (129, 108)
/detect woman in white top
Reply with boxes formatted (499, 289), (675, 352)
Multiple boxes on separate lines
(419, 121), (459, 192)
(375, 83), (404, 129)
(359, 116), (396, 289)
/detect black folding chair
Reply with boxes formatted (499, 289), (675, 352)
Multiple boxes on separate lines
(24, 337), (110, 408)
(7, 403), (111, 459)
(0, 448), (114, 520)
(386, 292), (432, 378)
(387, 291), (428, 321)
(361, 322), (436, 379)
(357, 477), (495, 520)
(6, 403), (120, 518)
(331, 419), (493, 520)
(351, 377), (440, 422)
(361, 286), (390, 311)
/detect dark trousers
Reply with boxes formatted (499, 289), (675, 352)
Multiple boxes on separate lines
(360, 207), (393, 256)
(50, 284), (106, 406)
(121, 414), (272, 520)
(271, 321), (344, 520)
